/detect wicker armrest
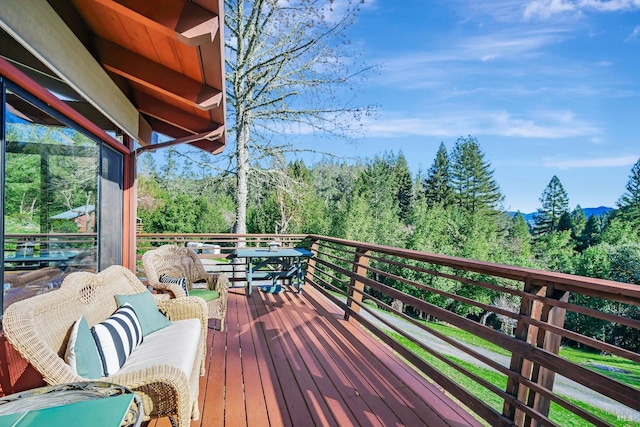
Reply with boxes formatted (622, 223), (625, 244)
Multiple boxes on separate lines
(151, 281), (187, 299)
(205, 273), (229, 293)
(107, 364), (191, 426)
(156, 296), (207, 323)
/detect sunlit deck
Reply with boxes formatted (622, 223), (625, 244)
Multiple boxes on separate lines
(146, 284), (481, 427)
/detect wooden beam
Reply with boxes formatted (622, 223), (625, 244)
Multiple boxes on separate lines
(0, 57), (130, 155)
(0, 0), (145, 143)
(96, 38), (222, 110)
(190, 138), (225, 154)
(144, 117), (190, 139)
(90, 0), (219, 46)
(136, 126), (224, 154)
(134, 92), (221, 134)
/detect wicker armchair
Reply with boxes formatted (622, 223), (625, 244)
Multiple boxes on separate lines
(142, 245), (229, 331)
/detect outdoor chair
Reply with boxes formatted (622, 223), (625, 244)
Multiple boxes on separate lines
(142, 245), (229, 330)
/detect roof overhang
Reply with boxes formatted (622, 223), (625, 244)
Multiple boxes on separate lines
(0, 0), (226, 154)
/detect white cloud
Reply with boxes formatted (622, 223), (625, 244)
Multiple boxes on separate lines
(524, 0), (640, 19)
(625, 25), (640, 41)
(359, 109), (601, 139)
(375, 28), (569, 92)
(543, 154), (639, 169)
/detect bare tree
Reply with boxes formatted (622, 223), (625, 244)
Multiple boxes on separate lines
(224, 0), (374, 233)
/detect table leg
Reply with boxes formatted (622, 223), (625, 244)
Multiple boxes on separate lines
(247, 257), (253, 295)
(296, 257), (303, 293)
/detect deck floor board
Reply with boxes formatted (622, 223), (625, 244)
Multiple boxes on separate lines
(145, 285), (481, 427)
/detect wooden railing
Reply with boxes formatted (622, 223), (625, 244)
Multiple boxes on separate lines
(135, 233), (640, 426)
(4, 233), (97, 253)
(135, 233), (308, 280)
(304, 235), (640, 427)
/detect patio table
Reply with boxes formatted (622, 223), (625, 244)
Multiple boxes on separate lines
(232, 247), (313, 295)
(0, 381), (141, 427)
(3, 251), (78, 271)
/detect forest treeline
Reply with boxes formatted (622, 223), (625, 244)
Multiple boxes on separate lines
(138, 136), (640, 350)
(138, 136), (640, 284)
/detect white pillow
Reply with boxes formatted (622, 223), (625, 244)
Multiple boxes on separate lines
(91, 303), (143, 376)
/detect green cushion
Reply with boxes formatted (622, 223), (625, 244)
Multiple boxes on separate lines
(64, 316), (103, 378)
(189, 288), (220, 302)
(115, 291), (171, 337)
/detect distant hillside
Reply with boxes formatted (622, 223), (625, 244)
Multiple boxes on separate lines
(509, 206), (613, 225)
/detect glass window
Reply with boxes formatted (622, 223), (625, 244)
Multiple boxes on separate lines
(99, 144), (123, 270)
(3, 86), (101, 312)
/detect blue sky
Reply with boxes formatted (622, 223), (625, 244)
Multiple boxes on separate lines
(304, 0), (640, 213)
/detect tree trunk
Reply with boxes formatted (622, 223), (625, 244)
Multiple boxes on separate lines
(235, 119), (250, 235)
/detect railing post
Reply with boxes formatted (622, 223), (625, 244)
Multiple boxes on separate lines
(503, 279), (570, 427)
(525, 285), (570, 427)
(504, 278), (545, 425)
(345, 247), (370, 322)
(304, 238), (319, 287)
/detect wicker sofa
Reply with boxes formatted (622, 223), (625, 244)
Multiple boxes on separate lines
(2, 265), (207, 427)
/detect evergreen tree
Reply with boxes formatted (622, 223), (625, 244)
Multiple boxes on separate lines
(616, 157), (640, 225)
(506, 212), (533, 263)
(570, 205), (587, 242)
(450, 136), (503, 213)
(423, 142), (454, 207)
(392, 152), (414, 223)
(558, 211), (572, 232)
(533, 175), (569, 235)
(579, 215), (602, 250)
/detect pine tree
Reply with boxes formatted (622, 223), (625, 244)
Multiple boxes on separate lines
(579, 215), (602, 249)
(450, 136), (503, 213)
(570, 205), (587, 239)
(393, 153), (414, 222)
(533, 175), (569, 235)
(616, 157), (640, 224)
(423, 142), (454, 208)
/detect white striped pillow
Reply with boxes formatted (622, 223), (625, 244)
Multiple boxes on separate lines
(91, 303), (143, 376)
(159, 274), (189, 296)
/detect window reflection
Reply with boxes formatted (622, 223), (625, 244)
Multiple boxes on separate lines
(3, 89), (99, 311)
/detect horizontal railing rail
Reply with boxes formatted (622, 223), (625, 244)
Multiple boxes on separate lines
(134, 233), (640, 426)
(4, 233), (97, 253)
(136, 233), (308, 281)
(305, 235), (640, 427)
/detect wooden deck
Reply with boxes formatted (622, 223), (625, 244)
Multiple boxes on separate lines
(146, 284), (481, 427)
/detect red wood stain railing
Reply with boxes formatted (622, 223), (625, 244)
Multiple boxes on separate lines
(305, 234), (640, 427)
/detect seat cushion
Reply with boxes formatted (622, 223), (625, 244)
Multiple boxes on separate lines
(115, 291), (171, 337)
(189, 289), (220, 302)
(117, 318), (201, 378)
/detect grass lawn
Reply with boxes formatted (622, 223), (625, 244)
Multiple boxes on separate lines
(390, 331), (640, 427)
(424, 320), (640, 390)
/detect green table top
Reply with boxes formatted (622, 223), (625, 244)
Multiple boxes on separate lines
(233, 247), (313, 258)
(0, 393), (133, 427)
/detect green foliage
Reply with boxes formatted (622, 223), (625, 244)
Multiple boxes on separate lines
(534, 175), (569, 236)
(533, 230), (575, 273)
(450, 136), (503, 214)
(571, 205), (587, 240)
(392, 153), (414, 223)
(135, 138), (640, 355)
(504, 212), (534, 264)
(578, 215), (602, 250)
(616, 157), (640, 227)
(5, 123), (99, 233)
(423, 142), (455, 208)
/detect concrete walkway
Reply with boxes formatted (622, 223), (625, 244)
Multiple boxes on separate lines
(357, 304), (640, 423)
